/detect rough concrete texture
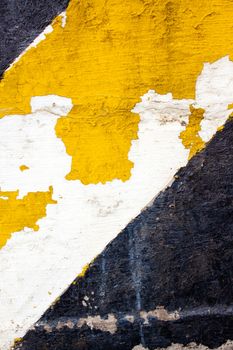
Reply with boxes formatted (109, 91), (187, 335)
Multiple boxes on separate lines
(133, 340), (233, 350)
(14, 119), (233, 349)
(0, 0), (69, 76)
(157, 342), (233, 350)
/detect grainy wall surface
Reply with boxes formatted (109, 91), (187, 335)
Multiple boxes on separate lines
(0, 0), (69, 76)
(14, 119), (233, 349)
(0, 0), (233, 349)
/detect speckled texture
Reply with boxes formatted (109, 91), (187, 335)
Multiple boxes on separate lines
(14, 120), (233, 349)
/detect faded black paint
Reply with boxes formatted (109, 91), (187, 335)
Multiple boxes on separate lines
(14, 120), (233, 349)
(0, 0), (69, 76)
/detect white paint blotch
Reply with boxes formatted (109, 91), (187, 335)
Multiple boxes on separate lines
(59, 12), (67, 28)
(196, 56), (233, 141)
(0, 96), (72, 198)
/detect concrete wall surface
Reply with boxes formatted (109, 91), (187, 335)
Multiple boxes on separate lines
(0, 1), (233, 349)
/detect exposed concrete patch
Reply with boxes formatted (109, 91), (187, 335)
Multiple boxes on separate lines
(140, 306), (180, 324)
(132, 346), (149, 350)
(132, 340), (233, 350)
(77, 314), (117, 334)
(35, 314), (117, 335)
(157, 340), (233, 350)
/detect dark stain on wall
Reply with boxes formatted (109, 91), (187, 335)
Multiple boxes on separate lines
(14, 119), (233, 349)
(0, 0), (69, 76)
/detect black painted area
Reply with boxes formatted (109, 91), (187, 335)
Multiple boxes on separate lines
(0, 0), (69, 76)
(15, 119), (233, 349)
(14, 315), (233, 350)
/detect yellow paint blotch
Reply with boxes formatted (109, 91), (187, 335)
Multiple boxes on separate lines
(0, 186), (56, 248)
(0, 1), (233, 182)
(19, 165), (29, 171)
(56, 112), (137, 183)
(180, 105), (205, 159)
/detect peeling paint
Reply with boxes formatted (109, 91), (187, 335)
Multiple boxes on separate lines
(132, 342), (233, 350)
(180, 105), (205, 159)
(140, 306), (180, 324)
(19, 165), (29, 172)
(132, 346), (149, 350)
(77, 314), (117, 334)
(155, 340), (233, 350)
(35, 314), (117, 335)
(1, 54), (233, 347)
(1, 0), (233, 348)
(2, 1), (233, 183)
(0, 186), (56, 248)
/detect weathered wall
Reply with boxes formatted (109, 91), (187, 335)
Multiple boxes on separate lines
(0, 0), (233, 349)
(13, 118), (233, 349)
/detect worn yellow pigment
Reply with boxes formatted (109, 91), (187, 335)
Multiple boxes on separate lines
(77, 263), (91, 280)
(180, 106), (205, 159)
(0, 0), (233, 183)
(13, 338), (23, 348)
(73, 263), (90, 284)
(19, 165), (29, 172)
(0, 187), (56, 248)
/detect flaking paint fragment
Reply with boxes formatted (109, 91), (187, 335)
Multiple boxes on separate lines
(180, 105), (205, 159)
(153, 340), (233, 350)
(0, 186), (56, 248)
(2, 1), (233, 348)
(36, 314), (118, 334)
(19, 165), (29, 172)
(77, 314), (117, 334)
(132, 342), (233, 350)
